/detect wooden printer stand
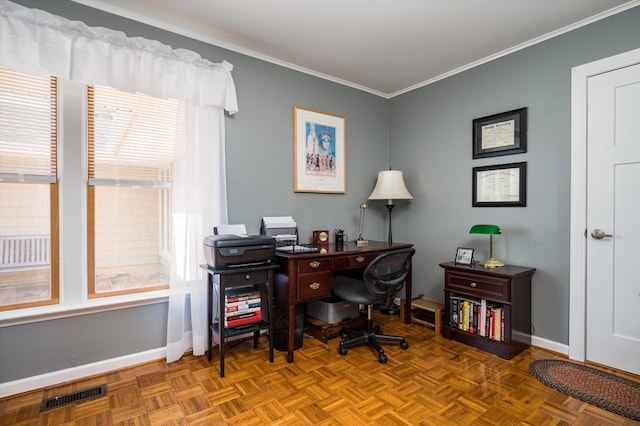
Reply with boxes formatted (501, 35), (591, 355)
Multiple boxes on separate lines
(202, 263), (278, 377)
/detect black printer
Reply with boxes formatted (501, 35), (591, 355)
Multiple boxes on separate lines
(203, 234), (276, 269)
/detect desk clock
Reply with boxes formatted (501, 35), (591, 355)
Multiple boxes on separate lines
(312, 230), (329, 245)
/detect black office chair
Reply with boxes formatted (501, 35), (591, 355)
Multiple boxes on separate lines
(333, 248), (415, 363)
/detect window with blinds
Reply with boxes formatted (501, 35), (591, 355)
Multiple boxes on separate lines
(0, 67), (59, 310)
(0, 67), (57, 181)
(87, 85), (179, 297)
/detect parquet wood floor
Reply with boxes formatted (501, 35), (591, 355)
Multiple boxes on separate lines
(1, 311), (638, 425)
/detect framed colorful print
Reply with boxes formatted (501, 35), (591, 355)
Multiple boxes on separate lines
(472, 162), (527, 207)
(473, 107), (527, 159)
(293, 106), (345, 194)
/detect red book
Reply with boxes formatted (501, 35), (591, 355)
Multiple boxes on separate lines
(225, 311), (262, 328)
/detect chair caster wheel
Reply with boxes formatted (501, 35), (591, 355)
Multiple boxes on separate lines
(378, 353), (388, 363)
(339, 347), (348, 355)
(400, 341), (409, 350)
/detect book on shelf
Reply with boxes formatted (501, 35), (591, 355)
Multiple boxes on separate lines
(449, 295), (504, 341)
(488, 306), (503, 341)
(479, 299), (487, 337)
(224, 310), (262, 328)
(225, 290), (261, 303)
(451, 298), (459, 327)
(225, 306), (261, 317)
(225, 300), (261, 312)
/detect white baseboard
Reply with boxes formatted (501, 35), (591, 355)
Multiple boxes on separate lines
(0, 347), (167, 398)
(532, 335), (568, 356)
(0, 335), (569, 399)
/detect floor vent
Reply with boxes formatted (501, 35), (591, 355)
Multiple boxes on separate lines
(40, 384), (107, 412)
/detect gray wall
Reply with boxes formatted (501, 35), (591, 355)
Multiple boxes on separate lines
(1, 0), (390, 384)
(389, 7), (640, 344)
(1, 0), (639, 384)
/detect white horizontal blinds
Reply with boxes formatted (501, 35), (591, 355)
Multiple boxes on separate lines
(88, 85), (181, 187)
(0, 67), (57, 182)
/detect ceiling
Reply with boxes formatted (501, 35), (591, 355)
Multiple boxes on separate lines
(72, 0), (638, 98)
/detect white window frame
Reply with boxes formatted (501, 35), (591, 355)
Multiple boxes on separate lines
(0, 79), (171, 327)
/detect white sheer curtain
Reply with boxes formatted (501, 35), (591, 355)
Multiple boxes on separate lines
(0, 0), (236, 362)
(167, 103), (228, 361)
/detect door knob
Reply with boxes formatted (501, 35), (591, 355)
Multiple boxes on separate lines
(591, 229), (613, 240)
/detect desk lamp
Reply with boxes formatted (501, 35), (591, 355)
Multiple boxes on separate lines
(357, 202), (368, 246)
(368, 169), (413, 245)
(469, 224), (504, 268)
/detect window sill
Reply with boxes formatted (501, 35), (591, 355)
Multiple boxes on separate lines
(0, 289), (173, 327)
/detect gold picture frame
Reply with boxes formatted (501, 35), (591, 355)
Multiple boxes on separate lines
(293, 106), (345, 193)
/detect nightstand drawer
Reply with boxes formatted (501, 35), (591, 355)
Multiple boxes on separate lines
(445, 272), (510, 302)
(297, 271), (332, 301)
(332, 253), (376, 270)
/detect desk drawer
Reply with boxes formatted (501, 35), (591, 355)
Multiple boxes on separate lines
(445, 272), (510, 302)
(297, 271), (332, 301)
(221, 270), (269, 286)
(332, 253), (376, 270)
(298, 258), (332, 274)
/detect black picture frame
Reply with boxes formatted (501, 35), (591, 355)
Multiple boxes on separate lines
(455, 247), (474, 265)
(473, 107), (527, 159)
(473, 162), (527, 207)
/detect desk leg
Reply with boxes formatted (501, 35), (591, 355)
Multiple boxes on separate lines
(207, 274), (213, 361)
(218, 280), (225, 378)
(267, 273), (274, 363)
(404, 268), (412, 325)
(287, 303), (295, 363)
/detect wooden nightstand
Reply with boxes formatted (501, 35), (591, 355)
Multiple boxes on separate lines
(439, 262), (535, 359)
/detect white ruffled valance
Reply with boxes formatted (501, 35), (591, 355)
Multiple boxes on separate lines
(0, 0), (238, 113)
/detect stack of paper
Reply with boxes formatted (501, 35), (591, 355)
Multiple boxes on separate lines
(261, 216), (298, 241)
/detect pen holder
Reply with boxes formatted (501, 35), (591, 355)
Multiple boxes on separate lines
(334, 232), (348, 251)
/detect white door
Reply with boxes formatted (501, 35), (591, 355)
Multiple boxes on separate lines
(586, 63), (640, 375)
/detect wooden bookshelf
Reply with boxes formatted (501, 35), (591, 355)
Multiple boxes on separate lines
(439, 262), (535, 359)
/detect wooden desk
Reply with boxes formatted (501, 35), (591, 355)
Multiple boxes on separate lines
(275, 240), (413, 363)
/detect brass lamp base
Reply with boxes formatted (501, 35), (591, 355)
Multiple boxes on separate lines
(479, 258), (505, 268)
(356, 239), (368, 247)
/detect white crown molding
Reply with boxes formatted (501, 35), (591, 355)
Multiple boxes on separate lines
(71, 0), (640, 99)
(389, 1), (640, 98)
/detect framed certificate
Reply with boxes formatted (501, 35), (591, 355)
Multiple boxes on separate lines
(473, 108), (527, 159)
(473, 162), (527, 207)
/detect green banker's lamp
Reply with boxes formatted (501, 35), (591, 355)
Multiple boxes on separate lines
(469, 224), (504, 268)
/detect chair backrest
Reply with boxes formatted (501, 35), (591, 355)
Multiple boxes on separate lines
(363, 248), (415, 297)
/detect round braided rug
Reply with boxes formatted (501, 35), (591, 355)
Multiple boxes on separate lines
(529, 359), (640, 421)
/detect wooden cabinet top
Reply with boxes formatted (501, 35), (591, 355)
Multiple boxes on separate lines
(439, 261), (535, 279)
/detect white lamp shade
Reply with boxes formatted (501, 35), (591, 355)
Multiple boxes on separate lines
(368, 170), (413, 202)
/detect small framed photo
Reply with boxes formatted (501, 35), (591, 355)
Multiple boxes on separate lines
(473, 107), (527, 159)
(293, 106), (346, 194)
(473, 162), (527, 207)
(455, 247), (474, 265)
